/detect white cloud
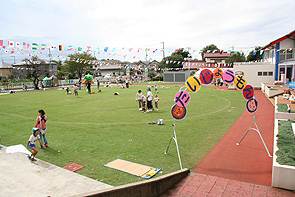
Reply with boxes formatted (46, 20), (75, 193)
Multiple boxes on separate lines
(0, 0), (295, 62)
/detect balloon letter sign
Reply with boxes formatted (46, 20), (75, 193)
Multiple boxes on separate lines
(243, 85), (254, 100)
(246, 98), (258, 113)
(223, 69), (235, 84)
(213, 68), (223, 79)
(234, 75), (247, 90)
(171, 104), (187, 120)
(186, 76), (201, 93)
(200, 69), (213, 85)
(175, 90), (190, 107)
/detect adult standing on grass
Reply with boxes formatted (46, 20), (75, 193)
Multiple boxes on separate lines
(34, 109), (48, 148)
(135, 90), (144, 110)
(146, 88), (153, 112)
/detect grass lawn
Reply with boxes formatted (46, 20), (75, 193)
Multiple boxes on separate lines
(0, 83), (246, 186)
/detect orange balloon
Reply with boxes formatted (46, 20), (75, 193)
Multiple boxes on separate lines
(213, 68), (223, 79)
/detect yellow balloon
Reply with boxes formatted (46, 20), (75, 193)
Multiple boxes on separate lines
(186, 76), (201, 93)
(234, 75), (247, 90)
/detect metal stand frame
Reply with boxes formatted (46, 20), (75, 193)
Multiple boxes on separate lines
(165, 119), (183, 169)
(236, 112), (272, 157)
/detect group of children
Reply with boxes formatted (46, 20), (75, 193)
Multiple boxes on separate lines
(26, 109), (48, 161)
(135, 86), (159, 113)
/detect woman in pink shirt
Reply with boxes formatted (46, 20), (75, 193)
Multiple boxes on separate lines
(34, 109), (48, 148)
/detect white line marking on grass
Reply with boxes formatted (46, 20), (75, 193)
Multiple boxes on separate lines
(0, 96), (232, 126)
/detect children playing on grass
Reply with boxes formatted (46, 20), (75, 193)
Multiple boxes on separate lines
(154, 95), (160, 111)
(73, 84), (78, 97)
(26, 127), (45, 161)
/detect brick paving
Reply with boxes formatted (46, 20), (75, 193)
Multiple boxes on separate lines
(162, 173), (295, 196)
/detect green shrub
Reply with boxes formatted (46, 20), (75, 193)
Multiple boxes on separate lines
(276, 120), (295, 166)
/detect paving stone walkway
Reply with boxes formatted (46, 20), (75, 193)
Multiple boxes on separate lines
(162, 173), (295, 196)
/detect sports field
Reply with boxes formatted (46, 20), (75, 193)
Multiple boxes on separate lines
(0, 82), (246, 186)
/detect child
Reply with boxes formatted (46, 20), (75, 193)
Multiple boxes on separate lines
(73, 84), (78, 97)
(26, 128), (45, 161)
(154, 95), (160, 111)
(66, 87), (72, 94)
(34, 109), (48, 148)
(142, 101), (146, 113)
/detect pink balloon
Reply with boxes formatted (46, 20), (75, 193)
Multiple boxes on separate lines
(223, 69), (235, 85)
(174, 90), (190, 107)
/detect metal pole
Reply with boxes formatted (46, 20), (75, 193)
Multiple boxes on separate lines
(164, 119), (183, 169)
(236, 112), (272, 157)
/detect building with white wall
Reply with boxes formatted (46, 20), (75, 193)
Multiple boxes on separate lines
(262, 30), (295, 82)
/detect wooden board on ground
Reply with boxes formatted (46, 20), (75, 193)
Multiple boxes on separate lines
(104, 159), (161, 179)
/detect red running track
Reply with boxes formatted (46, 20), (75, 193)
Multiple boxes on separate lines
(193, 90), (274, 186)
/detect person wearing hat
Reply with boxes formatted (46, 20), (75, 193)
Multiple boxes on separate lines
(26, 127), (45, 161)
(146, 87), (153, 112)
(135, 90), (144, 110)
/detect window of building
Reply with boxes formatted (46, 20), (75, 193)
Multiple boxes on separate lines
(268, 72), (273, 76)
(263, 72), (268, 76)
(258, 72), (262, 76)
(280, 51), (286, 61)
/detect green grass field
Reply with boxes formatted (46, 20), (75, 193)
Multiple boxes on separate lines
(0, 83), (246, 186)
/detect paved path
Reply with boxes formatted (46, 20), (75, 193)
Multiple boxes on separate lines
(162, 173), (295, 196)
(0, 148), (112, 197)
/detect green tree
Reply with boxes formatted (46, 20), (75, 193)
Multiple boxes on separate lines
(148, 71), (156, 79)
(247, 46), (263, 62)
(158, 48), (190, 69)
(201, 44), (220, 60)
(64, 52), (95, 81)
(23, 57), (47, 90)
(225, 52), (246, 64)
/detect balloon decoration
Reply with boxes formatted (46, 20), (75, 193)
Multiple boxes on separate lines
(171, 104), (187, 120)
(171, 68), (258, 120)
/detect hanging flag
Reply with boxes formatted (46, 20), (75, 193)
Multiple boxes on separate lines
(74, 49), (77, 52)
(50, 45), (55, 50)
(137, 48), (142, 53)
(59, 45), (64, 51)
(104, 47), (108, 52)
(68, 45), (73, 50)
(78, 47), (82, 51)
(16, 42), (20, 48)
(32, 42), (38, 50)
(11, 50), (15, 54)
(129, 48), (133, 52)
(23, 42), (30, 49)
(87, 46), (91, 52)
(153, 49), (158, 53)
(8, 41), (14, 47)
(4, 50), (8, 53)
(0, 40), (3, 46)
(41, 44), (46, 50)
(145, 48), (150, 51)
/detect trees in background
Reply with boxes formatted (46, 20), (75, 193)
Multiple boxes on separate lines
(157, 48), (190, 69)
(64, 52), (95, 81)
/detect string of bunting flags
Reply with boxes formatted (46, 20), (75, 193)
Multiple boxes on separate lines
(172, 68), (257, 120)
(1, 39), (294, 61)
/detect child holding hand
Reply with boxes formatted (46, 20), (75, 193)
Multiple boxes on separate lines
(26, 128), (45, 161)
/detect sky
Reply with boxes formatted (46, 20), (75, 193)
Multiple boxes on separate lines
(0, 0), (295, 64)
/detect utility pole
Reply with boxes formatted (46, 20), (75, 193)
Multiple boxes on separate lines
(11, 56), (16, 64)
(161, 42), (165, 59)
